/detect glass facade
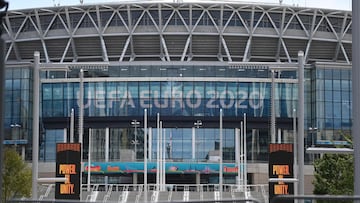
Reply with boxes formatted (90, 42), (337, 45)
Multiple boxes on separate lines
(3, 63), (353, 165)
(43, 127), (277, 163)
(310, 65), (352, 145)
(4, 67), (32, 159)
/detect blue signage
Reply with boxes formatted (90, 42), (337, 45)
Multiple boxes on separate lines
(3, 139), (28, 145)
(42, 81), (296, 118)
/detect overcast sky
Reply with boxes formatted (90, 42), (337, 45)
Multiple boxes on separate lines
(7, 0), (352, 11)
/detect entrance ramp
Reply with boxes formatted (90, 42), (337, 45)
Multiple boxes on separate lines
(222, 191), (233, 200)
(126, 191), (138, 203)
(188, 191), (201, 201)
(150, 191), (159, 202)
(119, 190), (128, 203)
(170, 191), (183, 201)
(202, 191), (216, 201)
(158, 191), (170, 202)
(39, 184), (55, 200)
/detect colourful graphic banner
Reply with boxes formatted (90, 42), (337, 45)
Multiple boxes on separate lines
(84, 162), (241, 174)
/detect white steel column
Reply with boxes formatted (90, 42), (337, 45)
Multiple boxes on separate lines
(293, 109), (298, 198)
(162, 127), (166, 191)
(32, 51), (40, 200)
(277, 129), (282, 143)
(63, 128), (67, 143)
(159, 121), (163, 191)
(87, 128), (92, 191)
(192, 127), (196, 160)
(298, 51), (305, 198)
(79, 69), (84, 144)
(149, 128), (152, 161)
(105, 128), (109, 161)
(271, 70), (276, 143)
(144, 109), (148, 203)
(235, 128), (240, 187)
(240, 122), (244, 188)
(243, 113), (247, 191)
(193, 120), (202, 161)
(156, 113), (160, 191)
(219, 109), (223, 198)
(105, 127), (109, 184)
(70, 108), (74, 142)
(79, 69), (84, 199)
(353, 0), (360, 199)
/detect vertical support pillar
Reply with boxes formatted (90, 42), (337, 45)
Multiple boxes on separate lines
(87, 129), (91, 191)
(240, 122), (244, 187)
(133, 173), (138, 185)
(144, 109), (148, 202)
(159, 121), (163, 191)
(298, 51), (305, 198)
(63, 128), (67, 143)
(235, 128), (240, 187)
(353, 0), (360, 199)
(0, 28), (5, 202)
(79, 69), (84, 200)
(79, 69), (84, 144)
(162, 128), (166, 191)
(192, 127), (196, 160)
(243, 113), (247, 189)
(70, 108), (74, 142)
(156, 113), (160, 191)
(149, 128), (152, 161)
(277, 129), (282, 144)
(21, 146), (25, 160)
(196, 173), (200, 190)
(32, 51), (40, 200)
(271, 70), (276, 143)
(293, 109), (298, 197)
(219, 109), (223, 198)
(105, 127), (109, 184)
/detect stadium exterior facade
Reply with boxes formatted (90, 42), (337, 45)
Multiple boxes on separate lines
(2, 1), (352, 194)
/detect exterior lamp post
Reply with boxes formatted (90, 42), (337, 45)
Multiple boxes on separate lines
(32, 55), (109, 199)
(306, 127), (317, 161)
(10, 123), (21, 140)
(32, 52), (70, 199)
(131, 120), (140, 160)
(228, 54), (305, 198)
(194, 120), (202, 128)
(353, 0), (360, 199)
(193, 120), (202, 161)
(308, 127), (318, 147)
(10, 124), (25, 160)
(0, 2), (9, 202)
(308, 127), (317, 161)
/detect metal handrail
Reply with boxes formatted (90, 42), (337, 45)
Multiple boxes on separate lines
(271, 195), (360, 203)
(8, 199), (263, 203)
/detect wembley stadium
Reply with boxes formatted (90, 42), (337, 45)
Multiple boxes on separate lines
(2, 1), (352, 201)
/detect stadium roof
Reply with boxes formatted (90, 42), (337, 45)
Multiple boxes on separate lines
(3, 1), (352, 64)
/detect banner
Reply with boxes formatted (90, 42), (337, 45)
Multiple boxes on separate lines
(55, 143), (81, 200)
(84, 162), (240, 174)
(269, 143), (294, 203)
